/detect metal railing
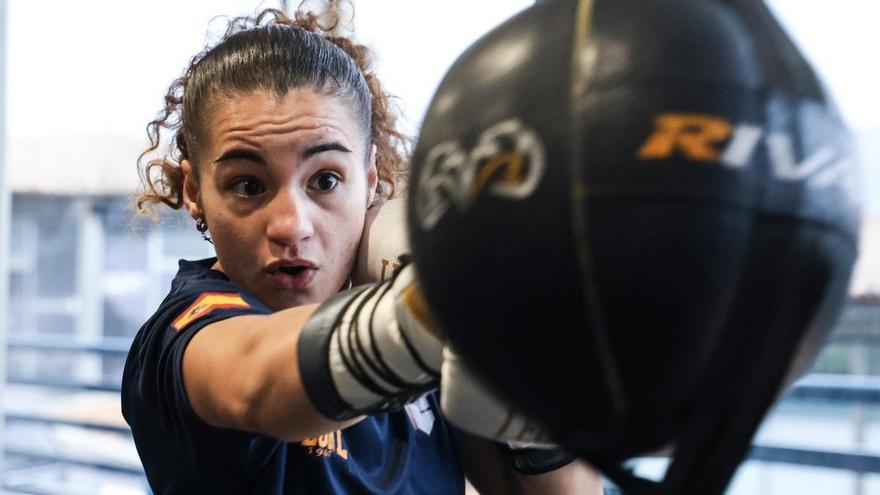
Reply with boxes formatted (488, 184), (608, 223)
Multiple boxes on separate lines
(4, 332), (142, 493)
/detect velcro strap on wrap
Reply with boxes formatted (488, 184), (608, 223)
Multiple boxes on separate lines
(298, 265), (443, 421)
(496, 443), (577, 475)
(298, 286), (371, 420)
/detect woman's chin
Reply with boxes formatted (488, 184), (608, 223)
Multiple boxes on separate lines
(263, 284), (342, 311)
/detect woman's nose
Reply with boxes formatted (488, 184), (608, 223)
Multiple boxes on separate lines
(266, 190), (315, 247)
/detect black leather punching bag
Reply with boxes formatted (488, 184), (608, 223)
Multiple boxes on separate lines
(407, 0), (861, 493)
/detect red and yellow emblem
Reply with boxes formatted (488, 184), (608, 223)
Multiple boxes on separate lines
(172, 292), (250, 331)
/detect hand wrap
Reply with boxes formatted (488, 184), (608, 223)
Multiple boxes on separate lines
(298, 265), (442, 420)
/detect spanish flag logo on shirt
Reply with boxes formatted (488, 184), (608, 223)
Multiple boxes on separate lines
(172, 292), (250, 331)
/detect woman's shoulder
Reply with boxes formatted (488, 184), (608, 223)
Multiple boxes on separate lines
(170, 258), (228, 291)
(127, 258), (266, 347)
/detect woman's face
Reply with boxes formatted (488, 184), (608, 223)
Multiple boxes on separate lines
(182, 88), (377, 311)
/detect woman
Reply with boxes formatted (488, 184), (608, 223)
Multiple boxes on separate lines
(122, 6), (602, 494)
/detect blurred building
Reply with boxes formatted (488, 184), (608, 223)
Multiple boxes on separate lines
(3, 134), (214, 494)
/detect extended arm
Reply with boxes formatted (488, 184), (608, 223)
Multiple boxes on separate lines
(182, 304), (353, 441)
(183, 263), (440, 441)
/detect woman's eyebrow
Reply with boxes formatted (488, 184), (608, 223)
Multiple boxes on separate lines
(303, 142), (352, 159)
(215, 148), (266, 165)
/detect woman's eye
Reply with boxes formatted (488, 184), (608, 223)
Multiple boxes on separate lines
(310, 171), (341, 192)
(230, 177), (265, 197)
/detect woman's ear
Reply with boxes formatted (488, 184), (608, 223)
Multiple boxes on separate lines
(181, 159), (202, 220)
(366, 144), (379, 206)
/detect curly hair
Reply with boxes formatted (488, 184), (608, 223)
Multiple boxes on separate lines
(135, 5), (409, 217)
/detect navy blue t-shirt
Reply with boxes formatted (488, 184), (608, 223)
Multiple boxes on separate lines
(121, 258), (464, 494)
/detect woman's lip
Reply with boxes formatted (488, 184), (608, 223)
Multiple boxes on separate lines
(269, 268), (317, 290)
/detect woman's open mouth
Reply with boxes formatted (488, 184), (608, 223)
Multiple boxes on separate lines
(279, 266), (308, 276)
(269, 264), (317, 290)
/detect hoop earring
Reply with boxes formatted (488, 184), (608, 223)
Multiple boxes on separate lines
(195, 218), (213, 245)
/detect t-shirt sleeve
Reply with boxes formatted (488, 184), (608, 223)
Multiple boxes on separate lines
(135, 278), (273, 449)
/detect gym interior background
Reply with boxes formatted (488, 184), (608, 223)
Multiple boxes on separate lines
(0, 0), (878, 493)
